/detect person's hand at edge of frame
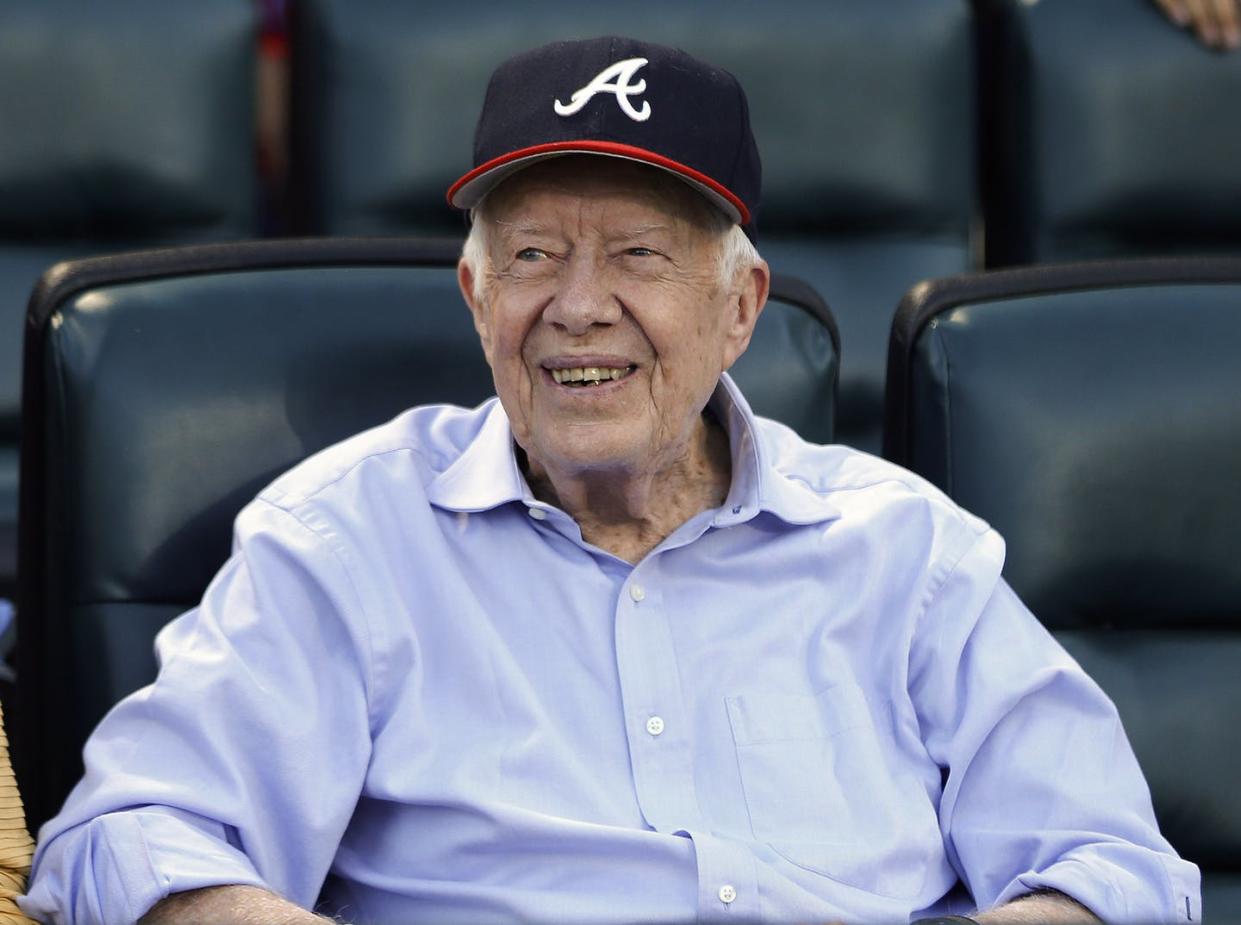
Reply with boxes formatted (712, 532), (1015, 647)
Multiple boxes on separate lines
(1154, 0), (1241, 50)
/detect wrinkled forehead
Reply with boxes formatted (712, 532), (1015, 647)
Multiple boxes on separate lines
(480, 156), (724, 237)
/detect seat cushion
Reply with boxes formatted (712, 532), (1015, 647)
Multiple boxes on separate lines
(895, 268), (1241, 890)
(981, 0), (1241, 262)
(765, 236), (970, 452)
(0, 0), (256, 239)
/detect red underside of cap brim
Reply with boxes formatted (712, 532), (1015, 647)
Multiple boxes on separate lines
(446, 140), (750, 225)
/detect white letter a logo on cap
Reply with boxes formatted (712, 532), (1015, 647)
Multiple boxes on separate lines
(554, 57), (652, 122)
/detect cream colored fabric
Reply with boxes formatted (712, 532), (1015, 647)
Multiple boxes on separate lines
(0, 704), (36, 924)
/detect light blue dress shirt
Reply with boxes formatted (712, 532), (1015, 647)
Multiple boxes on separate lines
(23, 375), (1199, 925)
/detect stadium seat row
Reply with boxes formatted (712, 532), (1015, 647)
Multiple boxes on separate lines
(4, 0), (1241, 601)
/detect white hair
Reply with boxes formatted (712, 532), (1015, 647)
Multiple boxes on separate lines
(461, 194), (762, 305)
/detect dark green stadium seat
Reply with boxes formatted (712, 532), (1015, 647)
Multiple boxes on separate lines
(289, 0), (976, 451)
(884, 257), (1241, 919)
(15, 236), (838, 828)
(0, 0), (259, 598)
(978, 0), (1241, 266)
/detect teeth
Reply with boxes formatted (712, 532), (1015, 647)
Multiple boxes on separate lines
(551, 366), (633, 385)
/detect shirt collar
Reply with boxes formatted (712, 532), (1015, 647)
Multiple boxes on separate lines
(710, 373), (840, 528)
(426, 375), (839, 527)
(425, 398), (533, 512)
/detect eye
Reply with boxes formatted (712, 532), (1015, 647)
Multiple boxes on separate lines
(515, 247), (547, 262)
(625, 246), (657, 257)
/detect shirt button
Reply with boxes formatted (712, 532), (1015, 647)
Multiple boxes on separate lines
(629, 583), (645, 602)
(645, 716), (665, 736)
(718, 884), (737, 904)
(527, 507), (547, 521)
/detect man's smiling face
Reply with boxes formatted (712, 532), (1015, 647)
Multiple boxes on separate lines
(459, 157), (761, 484)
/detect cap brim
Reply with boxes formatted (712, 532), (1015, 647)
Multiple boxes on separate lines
(447, 141), (749, 225)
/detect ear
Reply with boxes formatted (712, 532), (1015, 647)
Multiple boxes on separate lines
(458, 257), (494, 366)
(721, 259), (770, 371)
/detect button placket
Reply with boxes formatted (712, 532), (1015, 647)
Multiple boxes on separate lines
(613, 567), (700, 833)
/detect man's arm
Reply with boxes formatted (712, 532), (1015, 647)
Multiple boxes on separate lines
(140, 885), (335, 925)
(22, 500), (374, 925)
(907, 528), (1199, 921)
(976, 890), (1099, 924)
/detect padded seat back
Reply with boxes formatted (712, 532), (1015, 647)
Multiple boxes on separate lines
(16, 237), (838, 827)
(290, 0), (976, 449)
(979, 0), (1241, 265)
(0, 0), (258, 594)
(884, 257), (1241, 915)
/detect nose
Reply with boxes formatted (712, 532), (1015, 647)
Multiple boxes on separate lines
(541, 253), (622, 336)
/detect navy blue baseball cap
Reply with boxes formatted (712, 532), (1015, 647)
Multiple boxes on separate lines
(447, 36), (762, 238)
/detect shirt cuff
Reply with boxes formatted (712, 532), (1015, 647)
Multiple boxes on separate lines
(23, 808), (268, 925)
(993, 848), (1201, 925)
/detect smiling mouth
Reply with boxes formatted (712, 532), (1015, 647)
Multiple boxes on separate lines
(550, 365), (637, 387)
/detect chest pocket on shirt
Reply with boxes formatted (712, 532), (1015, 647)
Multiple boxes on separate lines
(725, 683), (935, 900)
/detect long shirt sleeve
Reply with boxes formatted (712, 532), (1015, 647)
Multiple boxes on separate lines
(907, 528), (1200, 921)
(22, 499), (375, 925)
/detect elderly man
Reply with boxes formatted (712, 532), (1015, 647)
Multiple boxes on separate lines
(23, 37), (1197, 925)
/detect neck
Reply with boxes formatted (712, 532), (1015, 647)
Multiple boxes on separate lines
(524, 413), (732, 564)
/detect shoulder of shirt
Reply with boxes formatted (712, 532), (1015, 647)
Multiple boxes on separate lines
(253, 399), (500, 512)
(751, 415), (992, 540)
